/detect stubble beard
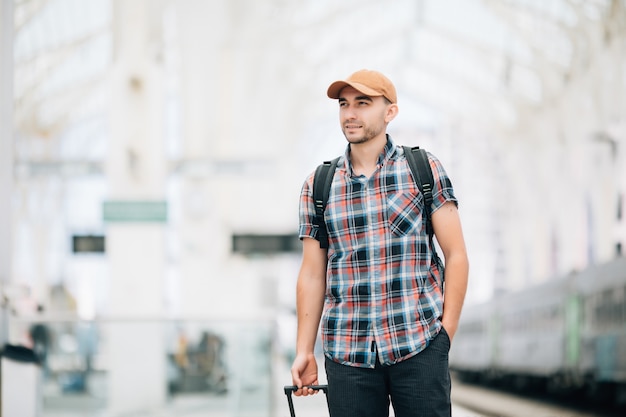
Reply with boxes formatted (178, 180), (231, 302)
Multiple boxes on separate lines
(343, 124), (383, 145)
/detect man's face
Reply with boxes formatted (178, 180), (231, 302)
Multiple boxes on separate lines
(338, 86), (395, 145)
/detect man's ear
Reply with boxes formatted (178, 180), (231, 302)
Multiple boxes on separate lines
(385, 103), (399, 123)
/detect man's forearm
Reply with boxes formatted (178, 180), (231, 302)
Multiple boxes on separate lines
(295, 273), (326, 354)
(441, 252), (469, 339)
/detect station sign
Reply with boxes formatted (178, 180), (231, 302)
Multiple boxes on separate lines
(103, 201), (167, 223)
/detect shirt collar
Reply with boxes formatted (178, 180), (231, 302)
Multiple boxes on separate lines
(344, 134), (397, 177)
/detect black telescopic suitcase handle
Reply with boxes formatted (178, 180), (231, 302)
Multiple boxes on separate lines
(283, 385), (329, 417)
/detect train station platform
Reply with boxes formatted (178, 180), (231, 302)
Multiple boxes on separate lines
(38, 351), (484, 417)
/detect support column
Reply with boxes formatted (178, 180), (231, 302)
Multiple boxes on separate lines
(0, 2), (17, 413)
(106, 0), (167, 414)
(175, 0), (232, 317)
(0, 0), (14, 345)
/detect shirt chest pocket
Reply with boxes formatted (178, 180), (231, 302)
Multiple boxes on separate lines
(387, 192), (423, 237)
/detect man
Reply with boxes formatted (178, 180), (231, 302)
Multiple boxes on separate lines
(291, 69), (469, 417)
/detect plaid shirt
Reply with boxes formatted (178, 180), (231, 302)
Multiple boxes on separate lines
(299, 137), (457, 368)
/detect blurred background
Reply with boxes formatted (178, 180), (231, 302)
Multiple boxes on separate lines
(0, 0), (625, 416)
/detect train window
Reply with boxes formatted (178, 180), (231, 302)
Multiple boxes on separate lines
(620, 285), (626, 323)
(593, 288), (626, 329)
(458, 321), (484, 335)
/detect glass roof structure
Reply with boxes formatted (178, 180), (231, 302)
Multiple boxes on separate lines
(11, 0), (619, 144)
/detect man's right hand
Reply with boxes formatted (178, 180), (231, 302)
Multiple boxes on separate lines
(290, 352), (319, 396)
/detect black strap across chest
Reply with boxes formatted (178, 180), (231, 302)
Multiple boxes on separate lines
(312, 146), (434, 249)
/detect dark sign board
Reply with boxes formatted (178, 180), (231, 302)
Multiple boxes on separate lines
(72, 235), (105, 253)
(232, 233), (300, 254)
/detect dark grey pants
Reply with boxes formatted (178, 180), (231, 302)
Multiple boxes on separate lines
(324, 328), (451, 417)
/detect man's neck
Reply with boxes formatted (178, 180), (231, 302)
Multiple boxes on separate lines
(349, 133), (388, 178)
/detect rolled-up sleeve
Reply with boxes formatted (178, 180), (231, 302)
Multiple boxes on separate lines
(428, 152), (458, 213)
(298, 173), (318, 240)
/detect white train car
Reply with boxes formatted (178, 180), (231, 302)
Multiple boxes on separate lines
(450, 257), (626, 405)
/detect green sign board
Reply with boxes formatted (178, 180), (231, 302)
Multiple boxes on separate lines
(103, 201), (167, 223)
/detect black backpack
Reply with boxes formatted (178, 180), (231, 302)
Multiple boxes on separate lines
(312, 146), (435, 249)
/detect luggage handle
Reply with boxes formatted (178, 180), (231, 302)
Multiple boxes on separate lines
(283, 385), (329, 417)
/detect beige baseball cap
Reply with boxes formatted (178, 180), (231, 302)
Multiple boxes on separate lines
(327, 69), (397, 104)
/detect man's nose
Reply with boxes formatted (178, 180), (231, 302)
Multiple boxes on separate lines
(342, 106), (357, 119)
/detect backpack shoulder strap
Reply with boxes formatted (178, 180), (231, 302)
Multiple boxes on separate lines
(403, 146), (435, 237)
(312, 157), (340, 249)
